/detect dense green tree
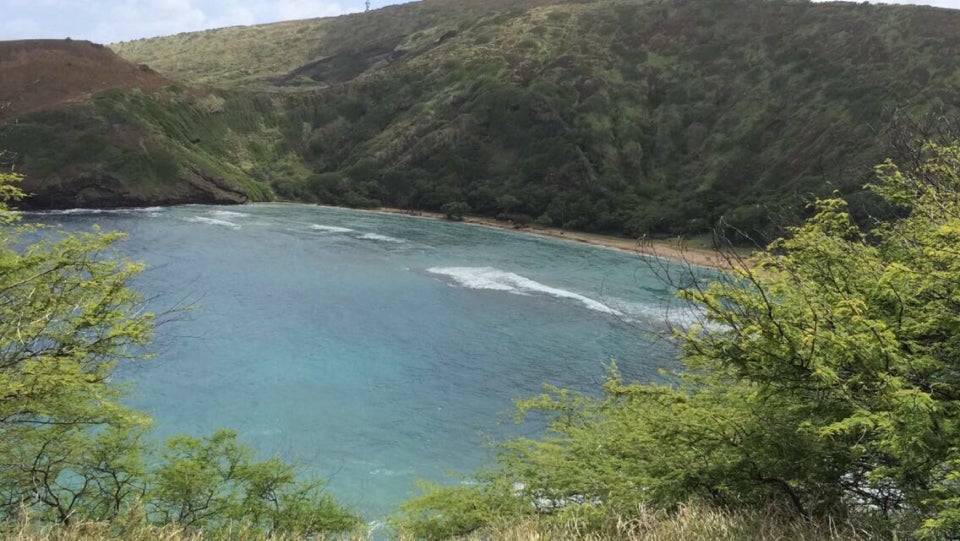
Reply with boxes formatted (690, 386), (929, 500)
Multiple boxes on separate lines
(440, 201), (470, 221)
(397, 143), (960, 539)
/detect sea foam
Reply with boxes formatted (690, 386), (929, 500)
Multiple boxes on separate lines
(614, 300), (712, 329)
(114, 206), (163, 213)
(427, 266), (622, 316)
(43, 208), (105, 215)
(42, 207), (165, 215)
(426, 266), (715, 328)
(359, 233), (405, 243)
(309, 224), (355, 233)
(209, 209), (249, 218)
(185, 216), (241, 229)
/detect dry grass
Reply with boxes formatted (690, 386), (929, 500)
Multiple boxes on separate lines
(4, 512), (372, 541)
(3, 505), (890, 540)
(452, 505), (887, 541)
(6, 524), (373, 541)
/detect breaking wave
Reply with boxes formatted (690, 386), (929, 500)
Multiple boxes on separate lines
(185, 216), (241, 229)
(37, 207), (164, 215)
(427, 266), (622, 316)
(359, 233), (405, 243)
(309, 224), (355, 233)
(427, 266), (713, 328)
(208, 209), (249, 219)
(45, 208), (105, 215)
(614, 300), (713, 329)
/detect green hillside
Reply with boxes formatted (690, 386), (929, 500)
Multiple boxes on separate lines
(6, 0), (960, 238)
(111, 0), (573, 87)
(0, 40), (276, 208)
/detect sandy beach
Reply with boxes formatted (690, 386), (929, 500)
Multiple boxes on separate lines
(361, 207), (751, 271)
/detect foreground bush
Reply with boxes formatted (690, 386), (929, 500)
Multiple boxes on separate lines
(398, 143), (960, 539)
(0, 167), (359, 537)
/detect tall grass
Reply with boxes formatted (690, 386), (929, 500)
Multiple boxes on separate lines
(452, 505), (887, 541)
(6, 503), (889, 540)
(8, 516), (372, 541)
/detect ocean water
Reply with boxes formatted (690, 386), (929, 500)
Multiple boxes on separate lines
(27, 204), (696, 522)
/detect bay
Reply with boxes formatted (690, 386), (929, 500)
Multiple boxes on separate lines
(27, 203), (691, 521)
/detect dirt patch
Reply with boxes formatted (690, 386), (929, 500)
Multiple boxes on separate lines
(0, 39), (171, 122)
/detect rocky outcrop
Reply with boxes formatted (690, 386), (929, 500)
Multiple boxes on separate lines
(18, 170), (247, 210)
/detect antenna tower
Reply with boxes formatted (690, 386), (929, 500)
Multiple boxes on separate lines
(365, 1), (371, 11)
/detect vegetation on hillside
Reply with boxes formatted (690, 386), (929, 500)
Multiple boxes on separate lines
(107, 0), (960, 239)
(0, 85), (293, 208)
(110, 0), (569, 88)
(0, 40), (269, 208)
(0, 167), (358, 537)
(394, 143), (960, 539)
(4, 0), (958, 237)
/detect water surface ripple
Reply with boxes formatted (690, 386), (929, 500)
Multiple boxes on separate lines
(28, 204), (687, 520)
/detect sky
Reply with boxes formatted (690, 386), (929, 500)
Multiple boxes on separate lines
(1, 0), (959, 45)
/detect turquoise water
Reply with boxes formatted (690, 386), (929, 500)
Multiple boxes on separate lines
(30, 204), (692, 522)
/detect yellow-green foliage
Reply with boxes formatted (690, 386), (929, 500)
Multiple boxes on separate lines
(397, 143), (960, 539)
(113, 19), (332, 87)
(0, 171), (358, 537)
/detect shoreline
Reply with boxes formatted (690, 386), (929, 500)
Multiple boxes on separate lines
(359, 206), (748, 271)
(22, 200), (748, 270)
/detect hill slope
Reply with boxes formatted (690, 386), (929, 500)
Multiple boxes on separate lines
(0, 40), (169, 121)
(112, 0), (571, 88)
(0, 40), (268, 208)
(7, 0), (960, 235)
(110, 0), (960, 238)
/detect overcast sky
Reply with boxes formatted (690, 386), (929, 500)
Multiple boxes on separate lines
(1, 0), (958, 45)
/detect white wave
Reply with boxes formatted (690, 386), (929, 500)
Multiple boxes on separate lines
(185, 216), (241, 229)
(427, 267), (622, 316)
(116, 206), (163, 213)
(107, 206), (165, 214)
(36, 206), (166, 215)
(44, 208), (105, 215)
(614, 301), (713, 329)
(359, 233), (405, 243)
(208, 209), (249, 218)
(308, 224), (354, 233)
